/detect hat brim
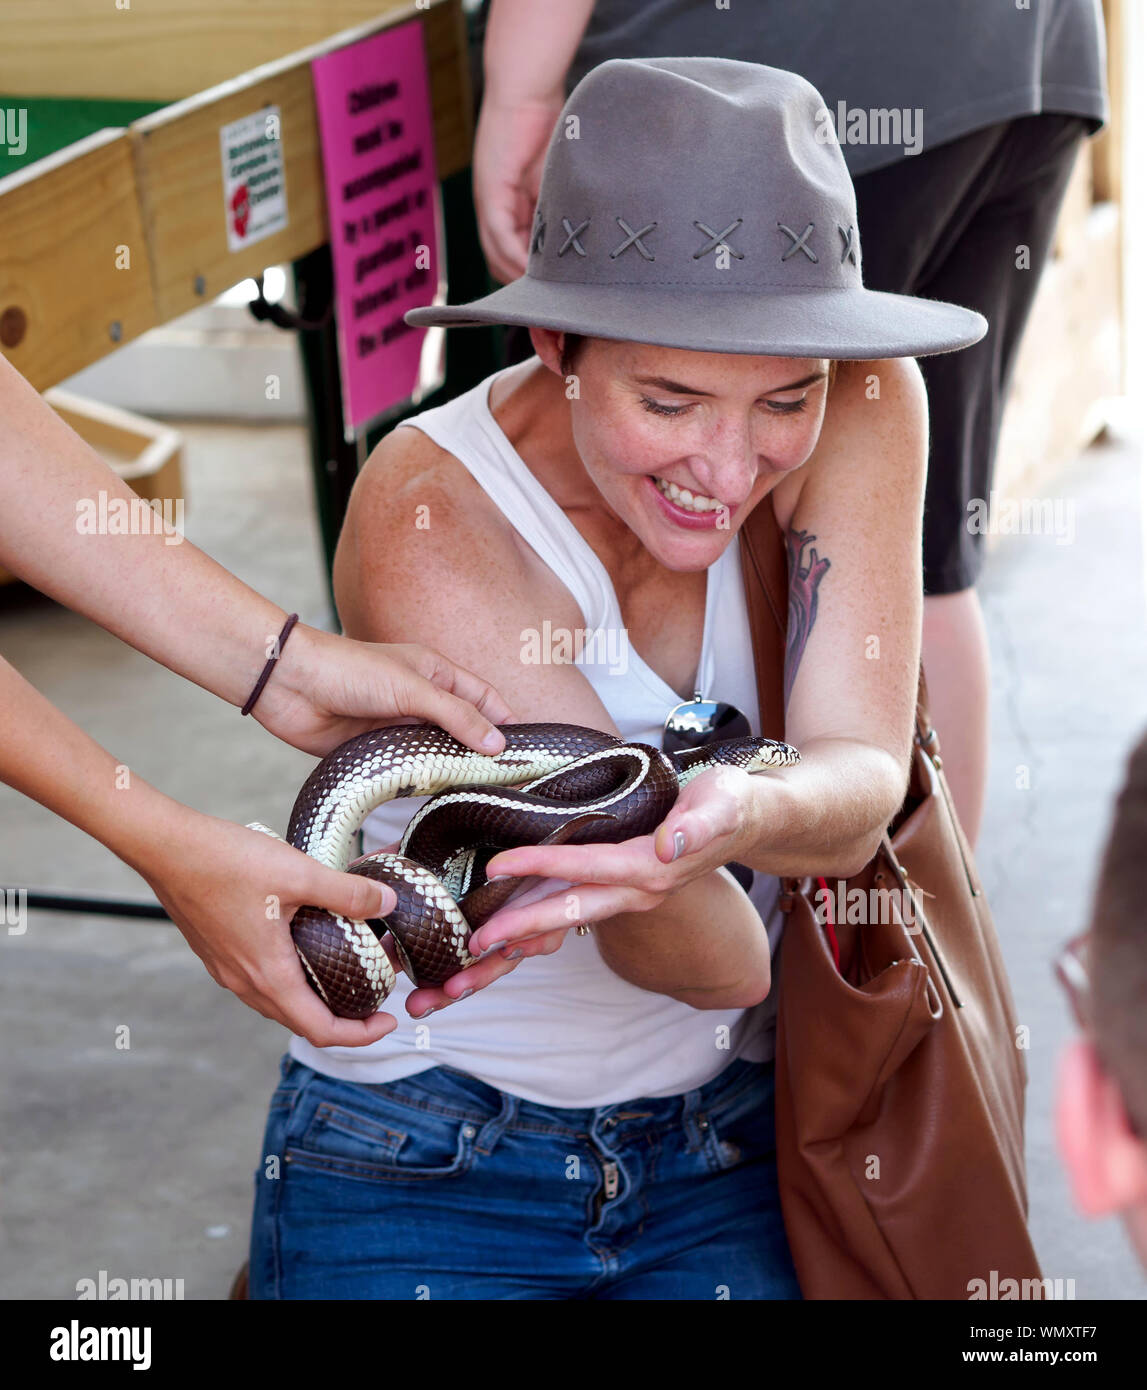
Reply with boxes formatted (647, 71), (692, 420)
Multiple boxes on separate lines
(406, 277), (986, 359)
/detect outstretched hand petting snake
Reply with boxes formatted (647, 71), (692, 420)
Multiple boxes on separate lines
(251, 723), (800, 1019)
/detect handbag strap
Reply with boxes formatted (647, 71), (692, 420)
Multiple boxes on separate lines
(736, 500), (934, 749)
(736, 502), (789, 743)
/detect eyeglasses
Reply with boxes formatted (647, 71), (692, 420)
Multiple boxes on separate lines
(1054, 930), (1091, 1031)
(1054, 929), (1145, 1141)
(663, 692), (754, 893)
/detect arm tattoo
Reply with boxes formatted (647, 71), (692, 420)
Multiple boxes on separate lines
(784, 528), (831, 708)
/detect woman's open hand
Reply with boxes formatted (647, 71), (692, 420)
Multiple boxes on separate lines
(465, 764), (765, 958)
(402, 923), (569, 1022)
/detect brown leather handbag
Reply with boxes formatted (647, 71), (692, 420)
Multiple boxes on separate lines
(738, 502), (1043, 1300)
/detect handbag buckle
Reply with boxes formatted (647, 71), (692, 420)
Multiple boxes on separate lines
(778, 876), (806, 913)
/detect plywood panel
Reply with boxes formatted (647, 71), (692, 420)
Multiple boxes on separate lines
(131, 66), (326, 325)
(1051, 143), (1090, 263)
(994, 205), (1121, 514)
(1091, 0), (1123, 204)
(0, 0), (438, 102)
(42, 387), (183, 480)
(0, 130), (158, 390)
(131, 4), (471, 323)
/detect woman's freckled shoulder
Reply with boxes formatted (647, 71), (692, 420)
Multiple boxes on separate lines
(353, 427), (498, 535)
(353, 425), (481, 517)
(345, 424), (526, 586)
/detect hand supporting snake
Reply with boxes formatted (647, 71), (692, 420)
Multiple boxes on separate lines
(251, 723), (800, 1019)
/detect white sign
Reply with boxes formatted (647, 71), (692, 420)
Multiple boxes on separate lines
(219, 107), (288, 252)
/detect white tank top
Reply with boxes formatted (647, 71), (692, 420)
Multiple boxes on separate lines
(290, 359), (785, 1107)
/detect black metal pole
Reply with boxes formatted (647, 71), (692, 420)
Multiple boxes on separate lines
(293, 244), (361, 605)
(22, 891), (170, 921)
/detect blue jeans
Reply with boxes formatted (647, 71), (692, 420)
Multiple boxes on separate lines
(248, 1053), (801, 1300)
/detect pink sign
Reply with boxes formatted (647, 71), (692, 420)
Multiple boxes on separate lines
(311, 21), (445, 437)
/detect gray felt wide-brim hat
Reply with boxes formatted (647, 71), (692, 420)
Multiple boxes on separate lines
(407, 57), (987, 359)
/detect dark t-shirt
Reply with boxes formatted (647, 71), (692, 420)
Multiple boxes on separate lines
(558, 0), (1107, 174)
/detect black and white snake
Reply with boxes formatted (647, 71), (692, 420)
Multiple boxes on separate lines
(251, 723), (800, 1019)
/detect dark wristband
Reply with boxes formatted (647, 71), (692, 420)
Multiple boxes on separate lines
(241, 613), (299, 717)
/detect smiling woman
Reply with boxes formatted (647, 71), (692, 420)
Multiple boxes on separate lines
(247, 55), (986, 1302)
(560, 336), (839, 534)
(537, 337), (834, 570)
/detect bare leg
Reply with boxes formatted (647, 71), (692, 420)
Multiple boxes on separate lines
(921, 588), (990, 849)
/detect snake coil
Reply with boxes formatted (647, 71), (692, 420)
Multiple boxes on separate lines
(252, 722), (799, 1018)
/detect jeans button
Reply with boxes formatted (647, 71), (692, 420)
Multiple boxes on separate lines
(462, 1125), (476, 1140)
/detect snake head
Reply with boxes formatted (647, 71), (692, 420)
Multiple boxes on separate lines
(673, 737), (799, 784)
(742, 737), (801, 772)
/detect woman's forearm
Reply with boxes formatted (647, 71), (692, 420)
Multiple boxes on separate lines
(0, 355), (512, 762)
(594, 868), (772, 1010)
(0, 353), (284, 708)
(0, 654), (187, 876)
(483, 0), (593, 103)
(478, 739), (911, 1001)
(739, 736), (908, 880)
(593, 742), (904, 1006)
(591, 736), (905, 1007)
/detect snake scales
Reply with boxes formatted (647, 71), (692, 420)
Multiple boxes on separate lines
(251, 723), (799, 1019)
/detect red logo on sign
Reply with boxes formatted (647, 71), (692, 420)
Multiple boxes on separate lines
(231, 184), (250, 240)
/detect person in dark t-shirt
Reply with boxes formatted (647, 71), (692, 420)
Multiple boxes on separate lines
(469, 0), (1108, 848)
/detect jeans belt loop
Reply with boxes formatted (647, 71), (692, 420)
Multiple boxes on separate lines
(474, 1088), (517, 1156)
